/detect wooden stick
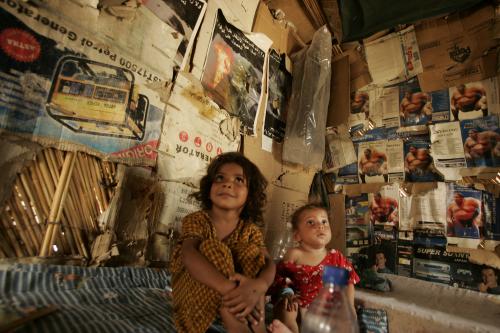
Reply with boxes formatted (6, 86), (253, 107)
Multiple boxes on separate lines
(43, 149), (59, 186)
(32, 163), (52, 214)
(5, 205), (35, 257)
(0, 244), (6, 258)
(58, 207), (78, 255)
(11, 189), (41, 253)
(28, 166), (50, 218)
(37, 154), (56, 197)
(59, 206), (80, 256)
(0, 226), (16, 257)
(68, 155), (96, 233)
(14, 179), (43, 248)
(39, 151), (76, 257)
(19, 173), (49, 252)
(19, 173), (44, 229)
(90, 157), (108, 209)
(0, 211), (25, 257)
(29, 164), (75, 254)
(78, 157), (99, 221)
(57, 151), (89, 232)
(84, 155), (104, 212)
(62, 172), (89, 256)
(63, 197), (89, 258)
(74, 154), (97, 221)
(78, 154), (101, 214)
(100, 161), (114, 199)
(50, 151), (77, 256)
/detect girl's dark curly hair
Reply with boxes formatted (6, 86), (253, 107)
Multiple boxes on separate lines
(192, 152), (268, 225)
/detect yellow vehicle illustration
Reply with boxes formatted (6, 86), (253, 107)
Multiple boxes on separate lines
(46, 56), (148, 140)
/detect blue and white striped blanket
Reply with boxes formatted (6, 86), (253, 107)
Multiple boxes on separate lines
(0, 263), (225, 333)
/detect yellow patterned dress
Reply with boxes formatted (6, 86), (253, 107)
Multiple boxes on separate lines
(170, 211), (266, 333)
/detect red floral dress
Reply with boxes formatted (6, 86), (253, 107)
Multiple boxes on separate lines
(270, 249), (360, 308)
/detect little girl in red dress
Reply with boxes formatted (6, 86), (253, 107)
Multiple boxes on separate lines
(268, 203), (360, 333)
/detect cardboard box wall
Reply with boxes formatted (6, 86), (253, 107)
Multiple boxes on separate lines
(415, 3), (498, 91)
(249, 3), (316, 250)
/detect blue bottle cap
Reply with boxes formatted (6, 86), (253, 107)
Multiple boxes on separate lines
(323, 266), (348, 286)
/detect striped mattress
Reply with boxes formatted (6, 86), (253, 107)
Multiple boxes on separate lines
(0, 263), (226, 332)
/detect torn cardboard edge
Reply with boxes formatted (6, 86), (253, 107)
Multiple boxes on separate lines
(327, 193), (346, 253)
(341, 182), (438, 197)
(446, 245), (500, 270)
(459, 166), (500, 177)
(417, 47), (498, 92)
(263, 0), (317, 44)
(339, 46), (372, 92)
(327, 54), (350, 127)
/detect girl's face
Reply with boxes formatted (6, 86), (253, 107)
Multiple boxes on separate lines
(210, 162), (248, 213)
(294, 208), (331, 249)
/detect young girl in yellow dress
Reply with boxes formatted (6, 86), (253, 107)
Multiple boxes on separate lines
(170, 152), (275, 333)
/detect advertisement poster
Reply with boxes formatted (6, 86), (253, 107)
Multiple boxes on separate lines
(483, 192), (500, 240)
(398, 77), (450, 126)
(449, 80), (488, 121)
(399, 183), (447, 231)
(446, 183), (483, 240)
(368, 184), (400, 228)
(337, 128), (386, 184)
(201, 9), (265, 135)
(358, 138), (404, 183)
(324, 125), (357, 172)
(262, 49), (290, 146)
(397, 235), (413, 277)
(159, 181), (200, 230)
(460, 115), (500, 167)
(364, 26), (422, 86)
(0, 1), (172, 166)
(157, 73), (240, 184)
(372, 86), (399, 129)
(143, 0), (207, 70)
(345, 194), (371, 249)
(429, 122), (467, 169)
(404, 136), (443, 182)
(349, 89), (372, 132)
(358, 140), (388, 184)
(372, 240), (397, 274)
(413, 245), (482, 290)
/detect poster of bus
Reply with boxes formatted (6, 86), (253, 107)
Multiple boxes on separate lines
(0, 0), (174, 166)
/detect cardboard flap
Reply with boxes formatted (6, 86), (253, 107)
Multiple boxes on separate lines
(327, 54), (350, 127)
(342, 183), (387, 196)
(416, 4), (495, 71)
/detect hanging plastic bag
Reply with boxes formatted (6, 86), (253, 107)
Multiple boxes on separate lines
(282, 26), (332, 169)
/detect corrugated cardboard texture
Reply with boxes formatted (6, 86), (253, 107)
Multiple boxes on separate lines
(417, 52), (497, 92)
(248, 2), (316, 195)
(253, 2), (306, 56)
(416, 4), (495, 70)
(265, 0), (316, 44)
(328, 193), (346, 253)
(342, 46), (372, 91)
(263, 186), (308, 255)
(326, 54), (350, 127)
(415, 4), (497, 91)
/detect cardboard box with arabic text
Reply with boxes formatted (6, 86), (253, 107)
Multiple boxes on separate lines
(415, 4), (497, 91)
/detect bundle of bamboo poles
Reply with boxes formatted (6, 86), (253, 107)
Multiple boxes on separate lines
(0, 148), (118, 259)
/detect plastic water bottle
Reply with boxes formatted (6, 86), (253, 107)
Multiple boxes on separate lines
(301, 266), (359, 333)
